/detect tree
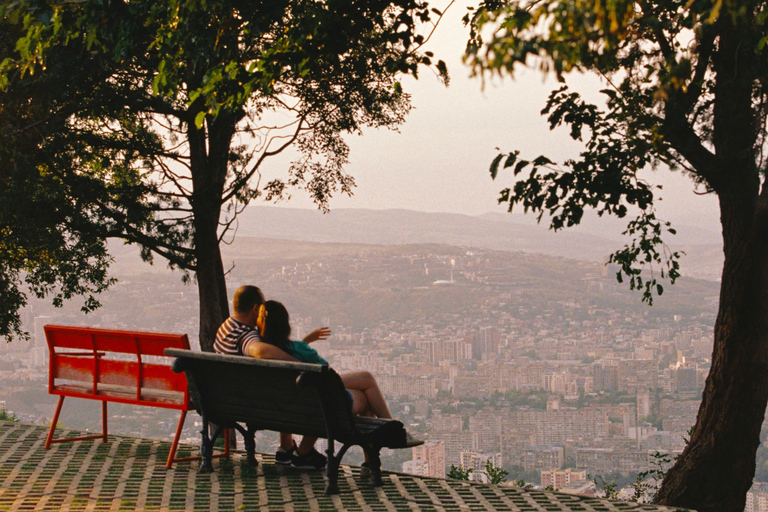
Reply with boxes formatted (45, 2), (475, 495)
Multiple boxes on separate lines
(1, 0), (446, 346)
(0, 16), (151, 341)
(484, 459), (508, 485)
(448, 464), (473, 480)
(465, 1), (768, 511)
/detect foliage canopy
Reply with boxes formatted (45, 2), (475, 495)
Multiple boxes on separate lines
(0, 0), (446, 342)
(465, 0), (768, 302)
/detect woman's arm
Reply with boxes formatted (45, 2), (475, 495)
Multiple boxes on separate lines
(303, 327), (331, 344)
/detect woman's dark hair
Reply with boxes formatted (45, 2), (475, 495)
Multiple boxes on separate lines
(262, 300), (291, 347)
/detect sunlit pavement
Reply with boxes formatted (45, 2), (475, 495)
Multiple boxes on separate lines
(0, 421), (686, 511)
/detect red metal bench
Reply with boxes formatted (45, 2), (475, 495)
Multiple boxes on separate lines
(44, 324), (229, 468)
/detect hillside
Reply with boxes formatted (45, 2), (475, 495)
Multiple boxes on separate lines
(232, 207), (723, 281)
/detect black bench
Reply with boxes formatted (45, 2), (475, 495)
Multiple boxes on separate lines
(165, 348), (421, 494)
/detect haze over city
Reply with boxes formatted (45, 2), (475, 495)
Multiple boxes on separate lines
(4, 0), (761, 507)
(260, 0), (721, 241)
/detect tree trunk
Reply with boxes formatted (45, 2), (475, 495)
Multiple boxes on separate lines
(195, 220), (230, 353)
(656, 189), (768, 511)
(188, 113), (236, 352)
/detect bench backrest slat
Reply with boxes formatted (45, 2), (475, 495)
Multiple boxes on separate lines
(53, 355), (96, 382)
(192, 361), (326, 413)
(46, 325), (190, 355)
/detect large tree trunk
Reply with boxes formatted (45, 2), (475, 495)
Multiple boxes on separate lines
(188, 112), (236, 352)
(654, 15), (768, 510)
(195, 217), (230, 353)
(656, 188), (768, 511)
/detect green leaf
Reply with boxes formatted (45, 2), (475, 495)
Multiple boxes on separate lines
(490, 153), (504, 179)
(194, 111), (207, 129)
(503, 152), (517, 169)
(513, 160), (530, 175)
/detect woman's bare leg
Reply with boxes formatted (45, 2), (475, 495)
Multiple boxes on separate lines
(340, 371), (392, 419)
(347, 389), (369, 416)
(297, 436), (318, 455)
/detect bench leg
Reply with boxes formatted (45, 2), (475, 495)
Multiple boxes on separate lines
(45, 396), (109, 448)
(166, 410), (187, 469)
(325, 441), (351, 495)
(231, 423), (257, 466)
(200, 418), (216, 473)
(243, 425), (257, 466)
(366, 449), (384, 487)
(45, 396), (66, 449)
(101, 401), (108, 443)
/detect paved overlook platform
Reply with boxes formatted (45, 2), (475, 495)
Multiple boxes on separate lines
(0, 421), (687, 512)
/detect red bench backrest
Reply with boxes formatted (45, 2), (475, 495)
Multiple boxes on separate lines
(45, 325), (191, 408)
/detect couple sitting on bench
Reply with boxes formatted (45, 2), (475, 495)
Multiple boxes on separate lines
(214, 285), (417, 471)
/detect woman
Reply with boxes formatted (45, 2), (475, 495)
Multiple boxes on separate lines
(258, 300), (394, 420)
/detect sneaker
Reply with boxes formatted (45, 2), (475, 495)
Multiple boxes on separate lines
(275, 443), (297, 465)
(291, 448), (327, 470)
(359, 462), (372, 478)
(405, 431), (423, 448)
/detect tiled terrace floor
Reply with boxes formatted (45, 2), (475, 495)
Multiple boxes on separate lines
(0, 421), (687, 511)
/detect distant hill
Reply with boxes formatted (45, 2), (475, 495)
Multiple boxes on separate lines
(233, 206), (723, 281)
(56, 235), (720, 337)
(237, 207), (616, 259)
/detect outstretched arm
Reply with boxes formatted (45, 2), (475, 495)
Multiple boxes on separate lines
(303, 327), (331, 344)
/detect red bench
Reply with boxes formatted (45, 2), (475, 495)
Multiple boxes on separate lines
(44, 324), (229, 468)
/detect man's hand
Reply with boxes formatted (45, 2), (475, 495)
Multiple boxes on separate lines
(303, 327), (331, 344)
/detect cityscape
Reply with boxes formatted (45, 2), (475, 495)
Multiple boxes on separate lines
(3, 226), (762, 502)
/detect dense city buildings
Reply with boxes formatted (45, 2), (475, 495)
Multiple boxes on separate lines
(1, 239), (720, 489)
(746, 483), (768, 512)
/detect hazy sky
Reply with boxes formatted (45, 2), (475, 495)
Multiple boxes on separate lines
(261, 1), (721, 233)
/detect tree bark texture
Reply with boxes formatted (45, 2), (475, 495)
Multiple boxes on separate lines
(656, 190), (768, 511)
(195, 223), (230, 353)
(188, 114), (235, 352)
(656, 17), (768, 511)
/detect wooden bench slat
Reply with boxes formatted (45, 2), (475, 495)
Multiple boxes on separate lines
(52, 383), (186, 406)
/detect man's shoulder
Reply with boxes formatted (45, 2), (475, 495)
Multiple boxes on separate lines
(218, 317), (255, 335)
(215, 317), (261, 355)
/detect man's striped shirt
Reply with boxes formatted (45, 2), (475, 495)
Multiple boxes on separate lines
(214, 317), (262, 356)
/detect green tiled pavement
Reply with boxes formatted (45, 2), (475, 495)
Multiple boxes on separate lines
(0, 421), (684, 511)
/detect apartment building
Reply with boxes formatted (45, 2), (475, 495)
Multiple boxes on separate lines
(540, 468), (587, 490)
(410, 441), (446, 479)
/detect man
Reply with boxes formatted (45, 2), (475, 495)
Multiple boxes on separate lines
(214, 285), (327, 470)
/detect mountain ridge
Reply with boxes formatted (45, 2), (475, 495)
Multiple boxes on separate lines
(232, 206), (721, 280)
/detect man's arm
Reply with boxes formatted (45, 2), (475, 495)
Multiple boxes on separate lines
(245, 340), (299, 361)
